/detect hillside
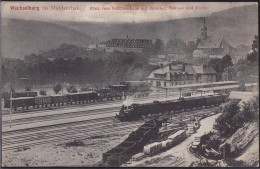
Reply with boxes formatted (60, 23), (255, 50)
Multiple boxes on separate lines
(1, 4), (257, 59)
(1, 19), (93, 59)
(59, 4), (258, 47)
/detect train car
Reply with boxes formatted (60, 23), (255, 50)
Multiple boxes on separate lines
(120, 81), (151, 94)
(97, 88), (114, 101)
(51, 95), (68, 106)
(143, 130), (187, 156)
(103, 119), (162, 165)
(3, 91), (37, 98)
(168, 130), (187, 146)
(34, 96), (52, 108)
(66, 91), (98, 104)
(109, 85), (128, 93)
(117, 94), (228, 121)
(143, 142), (163, 155)
(4, 97), (35, 110)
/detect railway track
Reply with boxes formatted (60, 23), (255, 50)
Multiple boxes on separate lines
(2, 106), (119, 126)
(2, 121), (143, 151)
(2, 107), (217, 152)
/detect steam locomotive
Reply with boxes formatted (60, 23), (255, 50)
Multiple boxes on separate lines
(116, 94), (227, 121)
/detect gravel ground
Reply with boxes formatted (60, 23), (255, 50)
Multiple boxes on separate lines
(2, 131), (131, 167)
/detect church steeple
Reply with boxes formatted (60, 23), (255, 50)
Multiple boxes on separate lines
(201, 18), (207, 40)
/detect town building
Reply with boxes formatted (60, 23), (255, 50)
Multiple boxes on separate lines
(97, 42), (106, 51)
(105, 35), (153, 53)
(193, 19), (230, 59)
(147, 61), (216, 87)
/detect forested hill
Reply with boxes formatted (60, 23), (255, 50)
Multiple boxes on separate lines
(2, 4), (257, 59)
(1, 19), (94, 59)
(59, 4), (258, 46)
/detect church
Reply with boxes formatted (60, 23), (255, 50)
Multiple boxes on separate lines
(193, 19), (230, 59)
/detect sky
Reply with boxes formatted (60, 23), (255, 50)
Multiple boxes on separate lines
(1, 2), (257, 23)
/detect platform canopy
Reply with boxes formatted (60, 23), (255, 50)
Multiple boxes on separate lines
(160, 81), (239, 90)
(194, 83), (257, 92)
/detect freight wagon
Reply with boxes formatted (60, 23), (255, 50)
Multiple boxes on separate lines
(103, 119), (162, 166)
(143, 130), (187, 155)
(2, 91), (37, 99)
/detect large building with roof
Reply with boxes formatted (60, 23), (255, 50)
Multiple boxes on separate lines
(147, 61), (216, 87)
(193, 19), (230, 59)
(105, 35), (153, 53)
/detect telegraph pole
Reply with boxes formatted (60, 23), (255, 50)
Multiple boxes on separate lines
(10, 85), (13, 128)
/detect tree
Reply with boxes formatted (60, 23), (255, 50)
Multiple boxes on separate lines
(67, 85), (78, 93)
(222, 55), (233, 68)
(237, 82), (246, 91)
(53, 84), (62, 94)
(215, 100), (241, 137)
(208, 55), (233, 81)
(40, 89), (47, 96)
(222, 66), (237, 81)
(247, 35), (259, 62)
(25, 86), (32, 91)
(153, 39), (164, 54)
(241, 96), (259, 122)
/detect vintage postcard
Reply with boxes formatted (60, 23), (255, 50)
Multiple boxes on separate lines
(1, 1), (259, 167)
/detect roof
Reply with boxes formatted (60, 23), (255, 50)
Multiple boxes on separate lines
(147, 66), (170, 80)
(197, 36), (223, 49)
(161, 81), (238, 90)
(105, 39), (152, 48)
(202, 66), (217, 74)
(185, 65), (216, 75)
(195, 83), (257, 92)
(193, 49), (205, 55)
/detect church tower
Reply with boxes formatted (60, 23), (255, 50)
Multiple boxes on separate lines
(201, 18), (207, 40)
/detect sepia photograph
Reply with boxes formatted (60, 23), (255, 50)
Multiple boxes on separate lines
(1, 1), (259, 167)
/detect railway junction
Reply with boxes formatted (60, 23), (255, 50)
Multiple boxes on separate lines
(1, 81), (258, 167)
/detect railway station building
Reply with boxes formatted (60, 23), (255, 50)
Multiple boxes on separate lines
(147, 61), (216, 87)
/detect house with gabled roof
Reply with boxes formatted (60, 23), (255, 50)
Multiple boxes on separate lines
(147, 61), (216, 87)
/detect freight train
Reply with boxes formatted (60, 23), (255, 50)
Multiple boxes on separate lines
(3, 81), (151, 111)
(116, 94), (227, 121)
(3, 91), (122, 111)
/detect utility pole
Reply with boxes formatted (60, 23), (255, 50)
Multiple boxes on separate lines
(227, 67), (229, 81)
(10, 84), (13, 128)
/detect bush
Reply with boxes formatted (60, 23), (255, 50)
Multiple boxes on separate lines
(67, 85), (78, 93)
(25, 86), (32, 91)
(80, 87), (90, 92)
(237, 82), (246, 91)
(53, 84), (62, 94)
(214, 100), (240, 137)
(40, 89), (47, 96)
(241, 96), (259, 123)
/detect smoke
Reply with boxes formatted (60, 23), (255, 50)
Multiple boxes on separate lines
(123, 97), (134, 107)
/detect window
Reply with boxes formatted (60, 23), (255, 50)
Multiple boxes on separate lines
(164, 82), (167, 86)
